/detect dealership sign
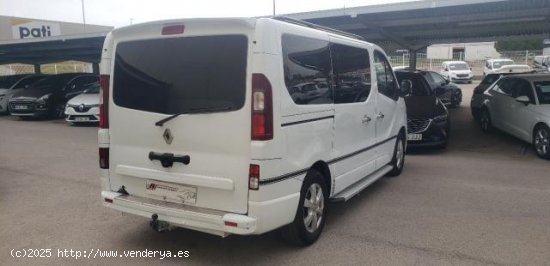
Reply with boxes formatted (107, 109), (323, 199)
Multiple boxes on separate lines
(12, 20), (61, 39)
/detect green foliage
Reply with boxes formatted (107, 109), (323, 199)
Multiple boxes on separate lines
(496, 39), (543, 51)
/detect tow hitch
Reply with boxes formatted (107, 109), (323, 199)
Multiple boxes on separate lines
(150, 214), (173, 232)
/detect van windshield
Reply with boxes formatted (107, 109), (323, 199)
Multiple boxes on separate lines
(449, 63), (469, 70)
(113, 35), (248, 115)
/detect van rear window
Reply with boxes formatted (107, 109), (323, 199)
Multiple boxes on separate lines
(113, 35), (247, 115)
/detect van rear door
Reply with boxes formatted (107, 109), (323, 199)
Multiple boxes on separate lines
(108, 21), (253, 214)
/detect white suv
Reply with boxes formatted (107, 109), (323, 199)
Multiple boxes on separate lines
(98, 17), (408, 245)
(440, 61), (473, 83)
(484, 59), (531, 77)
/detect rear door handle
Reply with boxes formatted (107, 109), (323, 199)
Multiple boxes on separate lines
(377, 112), (385, 120)
(149, 152), (190, 168)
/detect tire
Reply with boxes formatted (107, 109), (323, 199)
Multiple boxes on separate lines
(387, 132), (406, 177)
(533, 125), (550, 160)
(480, 109), (492, 133)
(450, 91), (462, 108)
(280, 169), (327, 246)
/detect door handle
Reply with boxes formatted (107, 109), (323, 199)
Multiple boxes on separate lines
(377, 112), (385, 120)
(149, 152), (190, 168)
(362, 115), (372, 124)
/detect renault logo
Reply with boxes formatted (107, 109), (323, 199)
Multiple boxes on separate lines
(163, 128), (173, 144)
(78, 104), (85, 112)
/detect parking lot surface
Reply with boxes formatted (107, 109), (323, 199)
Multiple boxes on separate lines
(1, 82), (549, 265)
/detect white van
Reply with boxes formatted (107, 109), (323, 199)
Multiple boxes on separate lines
(98, 17), (408, 245)
(440, 61), (473, 83)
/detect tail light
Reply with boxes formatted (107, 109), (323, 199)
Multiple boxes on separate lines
(251, 74), (273, 140)
(249, 164), (260, 190)
(99, 147), (109, 169)
(99, 75), (110, 128)
(162, 25), (185, 35)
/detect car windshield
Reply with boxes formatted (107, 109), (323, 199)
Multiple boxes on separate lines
(0, 75), (27, 88)
(493, 60), (514, 69)
(534, 81), (550, 104)
(449, 63), (469, 70)
(84, 83), (100, 94)
(30, 75), (75, 90)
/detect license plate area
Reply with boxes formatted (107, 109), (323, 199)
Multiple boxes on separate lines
(14, 105), (29, 110)
(75, 117), (90, 121)
(407, 133), (422, 141)
(145, 180), (197, 204)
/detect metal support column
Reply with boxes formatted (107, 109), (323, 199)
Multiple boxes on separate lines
(92, 63), (99, 74)
(408, 50), (417, 70)
(33, 64), (41, 74)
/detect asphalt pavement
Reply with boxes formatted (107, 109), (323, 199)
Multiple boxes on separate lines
(1, 81), (549, 265)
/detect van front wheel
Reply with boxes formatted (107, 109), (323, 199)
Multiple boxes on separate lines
(280, 169), (327, 246)
(387, 133), (406, 177)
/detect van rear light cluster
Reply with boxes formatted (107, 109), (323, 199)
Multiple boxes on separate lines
(249, 164), (260, 190)
(251, 74), (273, 140)
(99, 147), (109, 169)
(99, 75), (110, 129)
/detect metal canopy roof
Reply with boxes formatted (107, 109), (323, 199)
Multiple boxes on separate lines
(288, 0), (550, 51)
(0, 32), (108, 65)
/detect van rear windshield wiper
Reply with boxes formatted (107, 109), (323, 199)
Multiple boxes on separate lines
(154, 106), (232, 127)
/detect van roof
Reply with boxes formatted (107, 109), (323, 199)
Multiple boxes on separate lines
(109, 17), (377, 49)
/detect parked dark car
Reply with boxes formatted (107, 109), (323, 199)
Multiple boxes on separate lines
(9, 73), (98, 119)
(1, 74), (47, 114)
(395, 70), (451, 148)
(421, 71), (463, 108)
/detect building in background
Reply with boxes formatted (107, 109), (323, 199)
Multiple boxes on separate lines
(0, 15), (112, 41)
(0, 16), (113, 75)
(427, 42), (500, 61)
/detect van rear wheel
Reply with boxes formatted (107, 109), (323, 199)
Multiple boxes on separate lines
(280, 169), (327, 246)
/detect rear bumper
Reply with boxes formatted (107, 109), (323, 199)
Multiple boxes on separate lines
(101, 191), (299, 236)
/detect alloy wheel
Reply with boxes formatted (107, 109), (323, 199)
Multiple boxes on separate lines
(303, 183), (324, 233)
(396, 139), (404, 169)
(534, 128), (549, 156)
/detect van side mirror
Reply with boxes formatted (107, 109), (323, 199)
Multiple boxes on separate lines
(400, 80), (412, 96)
(515, 96), (530, 106)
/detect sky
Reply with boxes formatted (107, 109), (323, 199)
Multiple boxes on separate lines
(0, 0), (417, 28)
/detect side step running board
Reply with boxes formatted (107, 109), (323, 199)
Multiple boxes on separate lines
(330, 165), (393, 203)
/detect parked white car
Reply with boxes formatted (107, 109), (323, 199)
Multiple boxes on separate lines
(98, 17), (408, 245)
(440, 61), (473, 83)
(478, 73), (550, 159)
(65, 82), (100, 123)
(0, 74), (46, 114)
(483, 59), (531, 76)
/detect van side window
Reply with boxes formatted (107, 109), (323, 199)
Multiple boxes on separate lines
(282, 34), (333, 105)
(331, 44), (371, 103)
(373, 51), (398, 100)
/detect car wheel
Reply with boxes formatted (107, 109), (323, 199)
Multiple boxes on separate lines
(387, 132), (406, 177)
(480, 109), (492, 133)
(280, 169), (327, 246)
(450, 91), (462, 108)
(533, 125), (550, 160)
